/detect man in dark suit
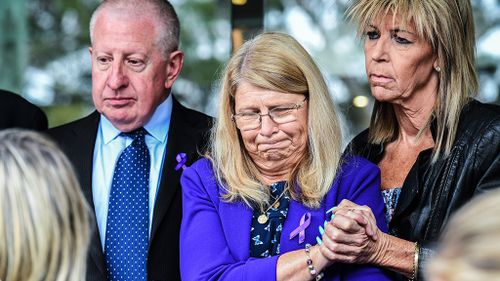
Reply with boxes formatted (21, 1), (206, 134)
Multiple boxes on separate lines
(47, 1), (212, 280)
(0, 89), (48, 130)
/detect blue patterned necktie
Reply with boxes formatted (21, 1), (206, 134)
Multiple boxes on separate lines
(105, 128), (150, 281)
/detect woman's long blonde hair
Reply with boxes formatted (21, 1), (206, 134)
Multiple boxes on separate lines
(346, 0), (478, 162)
(209, 32), (343, 210)
(0, 129), (91, 281)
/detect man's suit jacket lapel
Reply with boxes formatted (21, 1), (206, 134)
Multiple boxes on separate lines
(71, 112), (100, 210)
(150, 97), (204, 240)
(65, 111), (108, 277)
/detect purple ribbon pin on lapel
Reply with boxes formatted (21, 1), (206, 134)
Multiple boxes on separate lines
(175, 153), (187, 171)
(289, 212), (312, 244)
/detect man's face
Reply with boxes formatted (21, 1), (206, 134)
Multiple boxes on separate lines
(90, 11), (182, 132)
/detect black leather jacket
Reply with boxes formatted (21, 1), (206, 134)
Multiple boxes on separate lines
(347, 100), (500, 280)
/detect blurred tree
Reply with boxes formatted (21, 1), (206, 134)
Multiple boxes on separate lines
(0, 0), (28, 93)
(172, 0), (230, 113)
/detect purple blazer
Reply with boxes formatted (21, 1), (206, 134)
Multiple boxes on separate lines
(180, 156), (393, 281)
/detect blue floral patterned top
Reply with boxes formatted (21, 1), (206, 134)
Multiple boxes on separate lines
(250, 181), (290, 258)
(381, 187), (402, 223)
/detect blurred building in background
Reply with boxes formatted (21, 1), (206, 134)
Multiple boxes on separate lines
(1, 0), (499, 143)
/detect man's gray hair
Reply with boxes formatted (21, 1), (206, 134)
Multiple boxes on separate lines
(89, 0), (180, 56)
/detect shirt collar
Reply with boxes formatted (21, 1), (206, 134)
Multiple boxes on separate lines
(100, 94), (173, 144)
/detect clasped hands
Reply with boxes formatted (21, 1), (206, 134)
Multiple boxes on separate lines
(315, 199), (386, 267)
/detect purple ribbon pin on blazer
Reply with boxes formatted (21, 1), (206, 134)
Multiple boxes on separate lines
(175, 153), (187, 171)
(289, 212), (312, 244)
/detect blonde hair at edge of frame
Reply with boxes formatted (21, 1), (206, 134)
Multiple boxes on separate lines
(346, 0), (478, 162)
(426, 189), (500, 281)
(209, 32), (343, 210)
(0, 129), (91, 281)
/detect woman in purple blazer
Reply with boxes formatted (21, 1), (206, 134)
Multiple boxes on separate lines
(180, 32), (393, 281)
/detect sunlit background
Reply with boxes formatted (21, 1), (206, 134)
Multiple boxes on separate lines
(1, 0), (499, 144)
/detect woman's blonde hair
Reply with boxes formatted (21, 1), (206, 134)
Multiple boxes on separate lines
(426, 189), (500, 281)
(346, 0), (478, 162)
(0, 129), (90, 281)
(209, 32), (342, 210)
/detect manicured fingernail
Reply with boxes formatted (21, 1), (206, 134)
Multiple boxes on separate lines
(316, 236), (323, 245)
(331, 214), (335, 220)
(324, 220), (327, 227)
(319, 225), (325, 235)
(326, 206), (336, 214)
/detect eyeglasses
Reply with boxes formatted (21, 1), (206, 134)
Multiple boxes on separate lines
(232, 97), (307, 131)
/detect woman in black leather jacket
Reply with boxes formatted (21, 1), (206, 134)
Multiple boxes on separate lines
(317, 1), (500, 281)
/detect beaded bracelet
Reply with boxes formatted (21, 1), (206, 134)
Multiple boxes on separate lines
(304, 243), (324, 280)
(409, 242), (420, 281)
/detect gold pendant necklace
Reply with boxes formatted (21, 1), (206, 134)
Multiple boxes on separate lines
(257, 213), (269, 224)
(257, 185), (288, 224)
